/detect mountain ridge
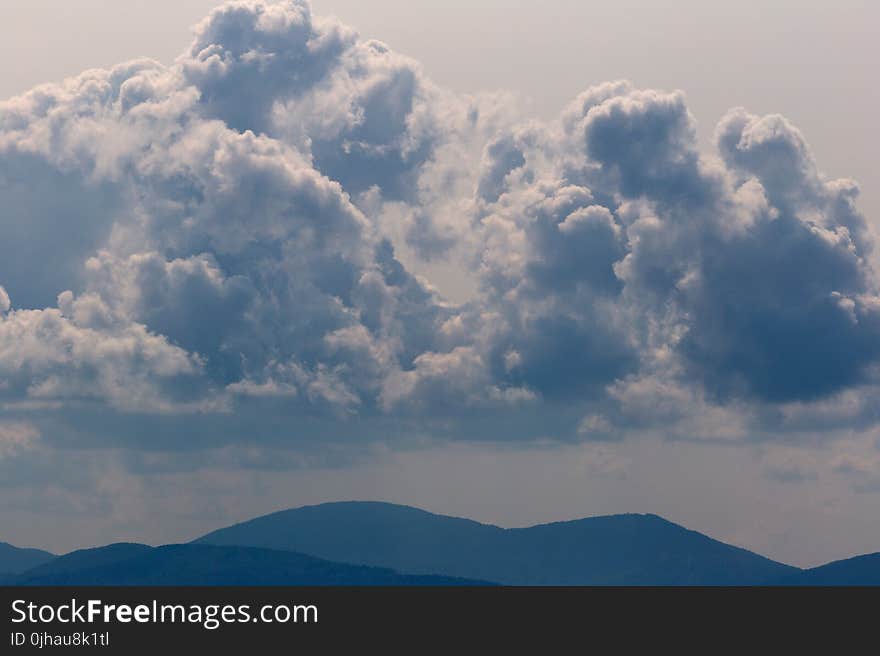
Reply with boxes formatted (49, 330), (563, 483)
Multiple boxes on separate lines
(8, 543), (490, 586)
(195, 501), (799, 585)
(7, 501), (880, 585)
(0, 541), (56, 576)
(780, 552), (880, 586)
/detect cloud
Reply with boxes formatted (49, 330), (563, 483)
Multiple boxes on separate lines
(0, 291), (205, 413)
(0, 422), (39, 459)
(180, 0), (354, 134)
(0, 0), (877, 475)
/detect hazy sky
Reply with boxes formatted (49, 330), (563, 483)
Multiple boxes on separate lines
(1, 1), (879, 568)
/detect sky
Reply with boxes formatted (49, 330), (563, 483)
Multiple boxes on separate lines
(0, 0), (878, 567)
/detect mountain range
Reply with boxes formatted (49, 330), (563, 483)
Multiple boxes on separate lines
(6, 542), (484, 586)
(0, 541), (55, 576)
(196, 501), (797, 585)
(3, 502), (879, 585)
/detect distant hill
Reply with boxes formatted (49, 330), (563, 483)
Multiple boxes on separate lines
(9, 543), (489, 586)
(195, 501), (799, 585)
(21, 502), (880, 585)
(0, 541), (55, 576)
(781, 552), (880, 586)
(14, 543), (152, 581)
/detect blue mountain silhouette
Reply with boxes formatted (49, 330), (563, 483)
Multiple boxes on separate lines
(9, 543), (488, 586)
(195, 501), (798, 585)
(780, 552), (880, 585)
(6, 502), (880, 585)
(11, 543), (153, 582)
(0, 541), (55, 576)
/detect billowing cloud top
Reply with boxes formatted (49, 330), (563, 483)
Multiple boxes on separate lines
(1, 0), (877, 458)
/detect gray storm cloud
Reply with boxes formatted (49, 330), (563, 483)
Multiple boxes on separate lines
(0, 0), (877, 456)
